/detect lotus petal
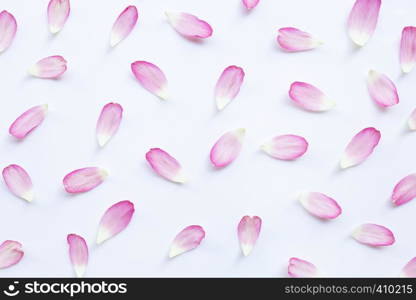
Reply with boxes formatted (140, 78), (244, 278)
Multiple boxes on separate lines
(63, 167), (108, 193)
(288, 257), (318, 278)
(169, 225), (205, 258)
(2, 164), (33, 202)
(96, 103), (123, 147)
(215, 66), (245, 110)
(131, 61), (168, 100)
(367, 70), (399, 107)
(145, 148), (186, 183)
(165, 11), (212, 39)
(352, 223), (395, 246)
(400, 26), (416, 73)
(277, 27), (322, 52)
(110, 5), (138, 47)
(299, 192), (342, 219)
(402, 257), (416, 277)
(9, 104), (48, 139)
(237, 216), (262, 256)
(347, 0), (381, 46)
(261, 134), (308, 160)
(210, 128), (245, 168)
(0, 240), (23, 269)
(0, 10), (17, 52)
(28, 55), (67, 79)
(391, 174), (416, 206)
(47, 0), (70, 34)
(67, 234), (88, 277)
(289, 82), (334, 112)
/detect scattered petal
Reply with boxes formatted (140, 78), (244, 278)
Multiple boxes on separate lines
(367, 70), (399, 107)
(210, 128), (245, 168)
(96, 103), (123, 147)
(131, 61), (168, 100)
(145, 148), (186, 183)
(0, 240), (23, 269)
(96, 201), (135, 244)
(28, 55), (67, 79)
(165, 11), (212, 39)
(391, 174), (416, 206)
(352, 223), (395, 246)
(2, 164), (33, 202)
(237, 216), (262, 256)
(261, 134), (308, 160)
(47, 0), (70, 34)
(67, 234), (88, 277)
(288, 257), (318, 278)
(340, 127), (380, 169)
(299, 192), (342, 219)
(347, 0), (381, 46)
(289, 81), (335, 112)
(9, 104), (48, 140)
(169, 225), (205, 258)
(215, 65), (245, 110)
(0, 10), (17, 52)
(242, 0), (259, 10)
(408, 108), (416, 130)
(400, 26), (416, 73)
(110, 5), (138, 47)
(401, 257), (416, 277)
(277, 27), (322, 52)
(63, 167), (108, 194)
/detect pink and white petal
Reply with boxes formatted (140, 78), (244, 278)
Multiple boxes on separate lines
(63, 167), (108, 193)
(0, 11), (17, 52)
(288, 258), (318, 278)
(347, 0), (381, 46)
(169, 225), (205, 258)
(391, 174), (416, 206)
(9, 104), (48, 139)
(352, 223), (395, 246)
(408, 108), (416, 130)
(96, 201), (135, 244)
(340, 127), (380, 169)
(110, 5), (138, 47)
(2, 164), (33, 202)
(210, 128), (245, 168)
(0, 240), (24, 269)
(237, 216), (262, 256)
(261, 134), (308, 160)
(242, 0), (260, 10)
(215, 66), (245, 110)
(96, 103), (123, 147)
(145, 148), (186, 183)
(131, 61), (168, 100)
(400, 27), (416, 73)
(289, 82), (335, 112)
(367, 70), (399, 107)
(67, 234), (88, 277)
(401, 257), (416, 277)
(47, 0), (70, 34)
(165, 11), (212, 39)
(28, 55), (67, 79)
(277, 27), (322, 52)
(299, 192), (342, 219)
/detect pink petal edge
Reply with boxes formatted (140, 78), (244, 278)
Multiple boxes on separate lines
(402, 257), (416, 277)
(242, 0), (260, 10)
(210, 128), (245, 168)
(169, 225), (205, 258)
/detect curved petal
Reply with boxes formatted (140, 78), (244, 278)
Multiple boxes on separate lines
(165, 11), (212, 39)
(0, 240), (24, 269)
(237, 216), (262, 256)
(367, 70), (399, 107)
(289, 82), (334, 112)
(288, 257), (318, 278)
(210, 128), (245, 168)
(63, 167), (108, 193)
(67, 234), (88, 277)
(0, 10), (17, 52)
(352, 223), (395, 246)
(28, 55), (67, 79)
(261, 134), (308, 160)
(47, 0), (70, 34)
(131, 61), (168, 100)
(299, 192), (342, 219)
(391, 174), (416, 206)
(347, 0), (381, 46)
(169, 225), (205, 258)
(2, 164), (33, 202)
(96, 103), (123, 147)
(9, 104), (48, 139)
(400, 26), (416, 73)
(242, 0), (260, 10)
(110, 5), (138, 47)
(215, 66), (245, 110)
(145, 148), (186, 183)
(402, 257), (416, 277)
(277, 27), (322, 52)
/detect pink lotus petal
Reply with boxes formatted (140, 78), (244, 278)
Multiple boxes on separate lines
(340, 127), (380, 169)
(28, 55), (67, 79)
(288, 257), (318, 278)
(237, 216), (262, 256)
(2, 164), (33, 202)
(347, 0), (381, 46)
(146, 148), (186, 183)
(169, 225), (205, 258)
(0, 11), (17, 52)
(391, 174), (416, 206)
(96, 103), (123, 147)
(289, 82), (335, 112)
(165, 11), (212, 39)
(352, 223), (395, 246)
(400, 27), (416, 73)
(277, 27), (322, 52)
(401, 257), (416, 277)
(367, 70), (399, 107)
(9, 104), (48, 140)
(408, 108), (416, 130)
(261, 134), (308, 160)
(210, 128), (245, 168)
(0, 240), (23, 269)
(67, 234), (88, 277)
(63, 167), (108, 194)
(47, 0), (70, 34)
(299, 192), (342, 219)
(96, 201), (134, 244)
(215, 66), (245, 110)
(131, 61), (168, 100)
(242, 0), (259, 10)
(110, 5), (138, 47)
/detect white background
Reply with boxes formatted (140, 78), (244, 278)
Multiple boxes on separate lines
(1, 0), (416, 277)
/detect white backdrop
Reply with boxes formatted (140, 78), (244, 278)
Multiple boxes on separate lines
(1, 0), (416, 277)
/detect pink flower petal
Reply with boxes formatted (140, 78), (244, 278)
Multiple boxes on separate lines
(2, 164), (33, 202)
(288, 258), (318, 278)
(401, 257), (416, 277)
(47, 0), (70, 34)
(210, 128), (245, 168)
(408, 108), (416, 130)
(215, 65), (245, 110)
(63, 167), (108, 194)
(400, 27), (416, 73)
(96, 201), (135, 244)
(131, 61), (168, 100)
(9, 104), (48, 140)
(96, 103), (123, 147)
(110, 5), (138, 47)
(299, 192), (342, 219)
(261, 134), (308, 160)
(0, 10), (17, 52)
(67, 234), (88, 277)
(237, 216), (262, 256)
(347, 0), (381, 46)
(165, 11), (212, 39)
(352, 223), (395, 246)
(145, 148), (186, 183)
(28, 55), (67, 79)
(242, 0), (260, 10)
(289, 81), (335, 112)
(0, 240), (24, 269)
(340, 127), (380, 169)
(391, 174), (416, 206)
(277, 27), (322, 52)
(367, 70), (399, 107)
(169, 225), (205, 258)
